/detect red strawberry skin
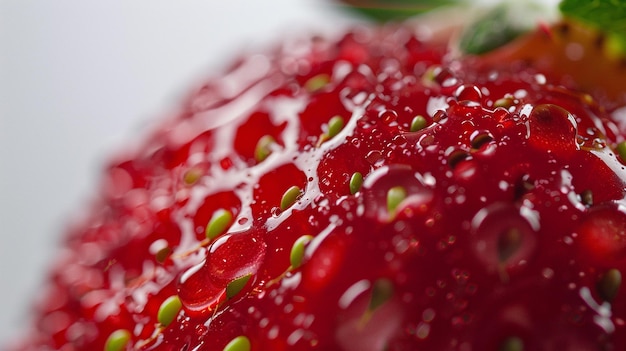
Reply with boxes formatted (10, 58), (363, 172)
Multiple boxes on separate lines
(11, 23), (626, 351)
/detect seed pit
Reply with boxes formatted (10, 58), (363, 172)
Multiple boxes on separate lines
(470, 131), (494, 150)
(448, 150), (471, 169)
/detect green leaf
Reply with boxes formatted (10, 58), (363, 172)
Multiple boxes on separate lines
(460, 1), (553, 55)
(339, 0), (459, 22)
(459, 5), (524, 55)
(560, 0), (626, 55)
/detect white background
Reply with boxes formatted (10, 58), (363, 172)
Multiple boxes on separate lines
(0, 1), (359, 345)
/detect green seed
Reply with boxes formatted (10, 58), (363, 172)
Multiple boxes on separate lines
(327, 116), (345, 138)
(157, 295), (182, 327)
(206, 209), (233, 240)
(410, 115), (427, 132)
(226, 274), (252, 299)
(290, 235), (314, 269)
(305, 74), (330, 92)
(349, 172), (363, 195)
(254, 135), (275, 162)
(421, 66), (437, 85)
(223, 335), (251, 351)
(499, 337), (524, 351)
(598, 268), (622, 302)
(280, 186), (301, 211)
(368, 278), (394, 311)
(447, 150), (469, 169)
(104, 329), (131, 351)
(617, 141), (626, 163)
(387, 186), (407, 214)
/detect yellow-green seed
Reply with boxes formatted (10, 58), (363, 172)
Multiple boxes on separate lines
(410, 115), (427, 132)
(280, 186), (301, 211)
(290, 235), (314, 269)
(305, 74), (330, 92)
(421, 66), (437, 85)
(104, 329), (131, 351)
(223, 335), (251, 351)
(206, 209), (233, 240)
(254, 135), (275, 162)
(499, 337), (524, 351)
(157, 295), (182, 327)
(617, 141), (626, 163)
(598, 268), (622, 302)
(183, 167), (202, 185)
(349, 172), (363, 195)
(494, 97), (513, 108)
(368, 278), (394, 312)
(387, 186), (407, 213)
(327, 115), (345, 138)
(226, 274), (252, 299)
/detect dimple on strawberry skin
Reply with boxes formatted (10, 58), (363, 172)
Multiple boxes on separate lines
(10, 4), (626, 351)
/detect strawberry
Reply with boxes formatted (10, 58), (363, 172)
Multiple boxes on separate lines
(10, 2), (626, 351)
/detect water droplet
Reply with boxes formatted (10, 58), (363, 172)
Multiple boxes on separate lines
(577, 202), (626, 262)
(470, 130), (494, 150)
(446, 150), (471, 170)
(454, 84), (482, 105)
(422, 308), (435, 322)
(178, 230), (266, 314)
(379, 110), (398, 124)
(416, 322), (430, 339)
(527, 104), (578, 150)
(451, 268), (470, 285)
(365, 150), (384, 166)
(362, 165), (433, 222)
(471, 203), (537, 271)
(432, 110), (448, 123)
(542, 268), (554, 279)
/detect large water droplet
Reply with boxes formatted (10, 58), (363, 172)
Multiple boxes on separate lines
(178, 230), (266, 314)
(362, 165), (434, 221)
(454, 84), (482, 107)
(471, 203), (537, 272)
(527, 104), (578, 151)
(577, 201), (626, 263)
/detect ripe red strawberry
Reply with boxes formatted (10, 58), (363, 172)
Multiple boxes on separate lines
(10, 5), (626, 351)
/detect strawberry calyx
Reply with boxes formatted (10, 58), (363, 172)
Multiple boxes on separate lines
(337, 0), (460, 22)
(560, 0), (626, 57)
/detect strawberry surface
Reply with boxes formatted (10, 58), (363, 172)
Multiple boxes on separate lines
(12, 22), (626, 351)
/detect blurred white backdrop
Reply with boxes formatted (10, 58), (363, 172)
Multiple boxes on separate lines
(0, 0), (360, 345)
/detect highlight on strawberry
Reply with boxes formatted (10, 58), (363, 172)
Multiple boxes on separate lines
(7, 1), (626, 350)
